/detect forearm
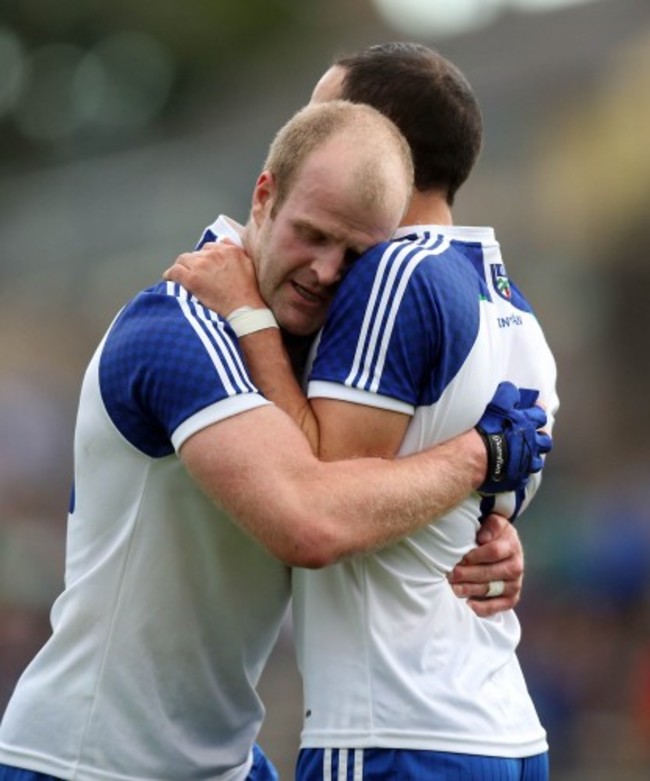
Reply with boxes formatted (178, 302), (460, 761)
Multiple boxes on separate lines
(313, 429), (486, 562)
(182, 407), (486, 567)
(238, 328), (321, 452)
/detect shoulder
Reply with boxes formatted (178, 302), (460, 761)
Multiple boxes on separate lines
(97, 282), (261, 456)
(339, 234), (460, 298)
(116, 280), (198, 319)
(106, 281), (229, 349)
(329, 234), (482, 332)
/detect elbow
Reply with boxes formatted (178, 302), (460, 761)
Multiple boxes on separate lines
(292, 542), (341, 569)
(240, 472), (354, 568)
(282, 550), (336, 570)
(269, 516), (345, 569)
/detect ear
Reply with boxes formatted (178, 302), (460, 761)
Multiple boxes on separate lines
(251, 171), (276, 226)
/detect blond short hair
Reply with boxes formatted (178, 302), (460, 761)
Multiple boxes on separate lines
(262, 100), (413, 215)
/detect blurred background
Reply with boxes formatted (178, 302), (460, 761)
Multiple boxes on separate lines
(1, 0), (649, 778)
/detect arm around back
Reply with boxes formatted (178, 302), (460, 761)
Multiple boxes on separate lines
(180, 403), (486, 568)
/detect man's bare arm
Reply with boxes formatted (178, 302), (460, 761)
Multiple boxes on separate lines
(180, 403), (487, 568)
(166, 246), (531, 612)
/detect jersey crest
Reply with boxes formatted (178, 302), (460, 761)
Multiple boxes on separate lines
(491, 263), (511, 300)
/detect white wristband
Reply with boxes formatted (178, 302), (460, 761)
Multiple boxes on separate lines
(226, 306), (279, 337)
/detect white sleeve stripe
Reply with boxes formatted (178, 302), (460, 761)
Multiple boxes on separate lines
(171, 395), (270, 451)
(344, 241), (414, 387)
(308, 380), (414, 414)
(185, 290), (256, 392)
(345, 237), (451, 393)
(171, 283), (255, 396)
(174, 282), (257, 393)
(370, 237), (451, 391)
(353, 247), (407, 388)
(172, 284), (251, 392)
(190, 301), (257, 394)
(177, 297), (237, 395)
(369, 251), (427, 393)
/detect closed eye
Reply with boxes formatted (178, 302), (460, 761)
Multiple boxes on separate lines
(296, 223), (329, 246)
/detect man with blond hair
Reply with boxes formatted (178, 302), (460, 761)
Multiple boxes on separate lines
(0, 99), (549, 781)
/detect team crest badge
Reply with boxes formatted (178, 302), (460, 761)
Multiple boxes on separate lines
(490, 263), (511, 300)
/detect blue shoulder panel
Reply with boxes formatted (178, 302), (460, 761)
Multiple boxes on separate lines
(310, 237), (483, 406)
(99, 282), (256, 457)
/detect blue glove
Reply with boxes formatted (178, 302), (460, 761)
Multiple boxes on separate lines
(475, 381), (553, 495)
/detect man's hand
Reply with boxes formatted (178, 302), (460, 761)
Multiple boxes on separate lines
(476, 381), (552, 494)
(448, 513), (524, 617)
(163, 241), (264, 316)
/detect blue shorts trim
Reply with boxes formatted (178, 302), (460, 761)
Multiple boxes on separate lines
(248, 744), (279, 781)
(0, 749), (278, 781)
(296, 748), (549, 781)
(0, 766), (63, 781)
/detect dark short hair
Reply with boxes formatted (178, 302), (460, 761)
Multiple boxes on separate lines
(334, 42), (483, 205)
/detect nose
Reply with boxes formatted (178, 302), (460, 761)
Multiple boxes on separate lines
(311, 247), (346, 287)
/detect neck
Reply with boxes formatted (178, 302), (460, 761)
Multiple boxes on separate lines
(281, 330), (313, 378)
(241, 220), (255, 257)
(401, 188), (453, 227)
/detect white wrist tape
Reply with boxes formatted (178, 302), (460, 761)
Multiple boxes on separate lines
(226, 306), (279, 337)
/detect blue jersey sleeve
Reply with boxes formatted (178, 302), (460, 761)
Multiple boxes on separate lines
(309, 238), (482, 408)
(99, 281), (262, 457)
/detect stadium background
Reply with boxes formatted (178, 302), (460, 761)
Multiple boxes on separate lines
(1, 0), (649, 778)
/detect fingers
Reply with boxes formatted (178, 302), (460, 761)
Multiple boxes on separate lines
(453, 534), (523, 571)
(535, 430), (553, 455)
(474, 514), (523, 566)
(466, 592), (521, 617)
(449, 556), (522, 589)
(518, 388), (540, 408)
(521, 404), (547, 428)
(490, 381), (520, 411)
(162, 244), (246, 282)
(163, 252), (197, 282)
(476, 512), (507, 543)
(163, 258), (188, 282)
(161, 243), (263, 316)
(448, 514), (524, 611)
(449, 571), (522, 612)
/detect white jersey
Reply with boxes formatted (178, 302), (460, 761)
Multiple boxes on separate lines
(296, 224), (559, 757)
(0, 217), (291, 781)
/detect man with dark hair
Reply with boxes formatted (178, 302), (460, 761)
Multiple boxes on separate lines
(168, 42), (558, 780)
(333, 41), (482, 201)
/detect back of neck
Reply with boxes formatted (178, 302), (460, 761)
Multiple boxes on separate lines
(401, 189), (453, 228)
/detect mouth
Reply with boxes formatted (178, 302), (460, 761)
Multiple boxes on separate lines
(291, 281), (327, 306)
